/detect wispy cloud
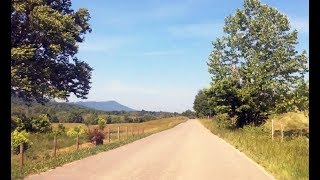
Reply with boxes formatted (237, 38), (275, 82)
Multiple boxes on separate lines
(167, 22), (224, 39)
(289, 17), (309, 34)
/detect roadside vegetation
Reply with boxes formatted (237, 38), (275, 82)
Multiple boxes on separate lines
(194, 0), (309, 180)
(11, 116), (188, 179)
(199, 112), (308, 180)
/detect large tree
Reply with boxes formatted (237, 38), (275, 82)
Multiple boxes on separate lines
(207, 0), (308, 127)
(193, 89), (214, 118)
(11, 0), (93, 104)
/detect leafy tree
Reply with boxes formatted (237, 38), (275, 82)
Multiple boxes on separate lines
(83, 113), (98, 127)
(207, 0), (308, 127)
(106, 116), (112, 124)
(193, 89), (214, 118)
(55, 123), (66, 135)
(97, 117), (107, 130)
(67, 112), (83, 123)
(11, 115), (33, 132)
(31, 114), (52, 133)
(11, 0), (93, 104)
(11, 130), (32, 154)
(181, 110), (196, 119)
(67, 126), (85, 137)
(292, 79), (309, 115)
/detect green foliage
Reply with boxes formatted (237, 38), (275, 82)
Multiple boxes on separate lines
(292, 79), (309, 115)
(67, 126), (85, 138)
(83, 113), (98, 126)
(215, 113), (235, 129)
(181, 110), (196, 119)
(11, 130), (32, 154)
(206, 0), (308, 128)
(11, 117), (187, 179)
(52, 123), (66, 136)
(11, 0), (93, 104)
(193, 89), (214, 118)
(57, 123), (66, 133)
(31, 114), (52, 133)
(97, 117), (107, 130)
(11, 115), (33, 132)
(67, 112), (84, 123)
(200, 119), (308, 180)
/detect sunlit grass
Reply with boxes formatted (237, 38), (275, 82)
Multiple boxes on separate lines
(199, 115), (309, 180)
(11, 116), (188, 179)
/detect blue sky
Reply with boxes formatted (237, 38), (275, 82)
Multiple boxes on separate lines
(68, 0), (309, 113)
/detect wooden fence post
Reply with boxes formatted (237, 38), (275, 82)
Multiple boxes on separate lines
(108, 127), (110, 143)
(117, 126), (120, 141)
(142, 127), (144, 135)
(281, 124), (284, 142)
(20, 143), (24, 169)
(126, 126), (128, 139)
(137, 127), (140, 136)
(271, 119), (274, 140)
(76, 134), (79, 150)
(53, 135), (57, 157)
(132, 127), (134, 137)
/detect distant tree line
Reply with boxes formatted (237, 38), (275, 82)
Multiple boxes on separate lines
(11, 96), (181, 133)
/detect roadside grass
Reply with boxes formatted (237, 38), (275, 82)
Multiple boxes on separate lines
(199, 113), (309, 180)
(11, 116), (188, 180)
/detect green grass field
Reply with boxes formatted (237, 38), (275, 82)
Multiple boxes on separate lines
(199, 112), (309, 180)
(11, 116), (188, 179)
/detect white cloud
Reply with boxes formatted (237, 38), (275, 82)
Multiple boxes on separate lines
(167, 22), (224, 39)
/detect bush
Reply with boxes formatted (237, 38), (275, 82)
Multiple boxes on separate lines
(97, 117), (106, 130)
(52, 123), (66, 136)
(215, 113), (234, 129)
(57, 123), (66, 133)
(31, 114), (52, 133)
(11, 130), (32, 155)
(11, 115), (33, 132)
(67, 126), (85, 138)
(87, 129), (105, 145)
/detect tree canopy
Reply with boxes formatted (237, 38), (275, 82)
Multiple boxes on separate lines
(193, 89), (214, 118)
(206, 0), (308, 127)
(11, 0), (93, 104)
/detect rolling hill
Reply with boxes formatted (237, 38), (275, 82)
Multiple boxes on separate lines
(69, 101), (137, 112)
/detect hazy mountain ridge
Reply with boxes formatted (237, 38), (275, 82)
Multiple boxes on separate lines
(69, 101), (137, 112)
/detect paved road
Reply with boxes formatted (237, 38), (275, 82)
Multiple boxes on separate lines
(26, 119), (274, 180)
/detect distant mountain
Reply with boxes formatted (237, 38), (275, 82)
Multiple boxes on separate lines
(69, 101), (137, 112)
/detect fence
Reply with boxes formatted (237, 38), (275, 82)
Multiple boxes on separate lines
(17, 125), (146, 170)
(270, 119), (309, 141)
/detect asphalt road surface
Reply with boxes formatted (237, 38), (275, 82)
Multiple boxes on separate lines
(26, 119), (274, 180)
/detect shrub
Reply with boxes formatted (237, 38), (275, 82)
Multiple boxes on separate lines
(31, 114), (52, 133)
(11, 130), (32, 155)
(67, 126), (85, 138)
(215, 113), (234, 129)
(52, 123), (66, 136)
(11, 115), (33, 132)
(57, 123), (66, 133)
(87, 129), (105, 145)
(97, 117), (107, 130)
